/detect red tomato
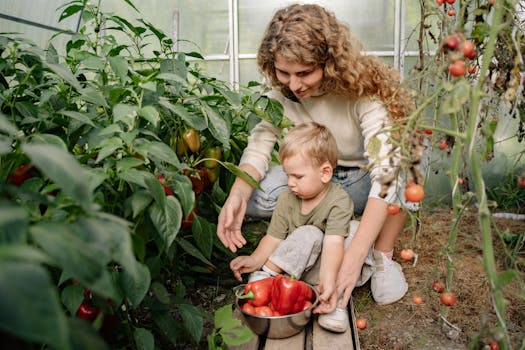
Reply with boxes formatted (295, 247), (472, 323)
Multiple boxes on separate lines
(449, 60), (466, 77)
(489, 341), (499, 350)
(461, 41), (476, 59)
(436, 0), (444, 5)
(386, 203), (401, 215)
(518, 176), (525, 188)
(440, 292), (457, 306)
(448, 9), (456, 16)
(439, 140), (447, 150)
(489, 0), (495, 5)
(457, 178), (464, 185)
(446, 0), (455, 4)
(444, 34), (460, 50)
(241, 302), (256, 315)
(356, 317), (367, 330)
(424, 129), (433, 135)
(412, 296), (424, 305)
(405, 184), (425, 203)
(400, 249), (415, 261)
(467, 65), (477, 74)
(433, 281), (445, 293)
(254, 306), (274, 317)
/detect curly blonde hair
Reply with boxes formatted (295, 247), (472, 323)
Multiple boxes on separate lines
(257, 4), (414, 120)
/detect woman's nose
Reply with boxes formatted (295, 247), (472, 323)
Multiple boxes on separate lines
(288, 75), (301, 91)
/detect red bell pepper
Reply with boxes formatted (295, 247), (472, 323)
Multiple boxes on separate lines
(271, 274), (313, 315)
(236, 277), (274, 307)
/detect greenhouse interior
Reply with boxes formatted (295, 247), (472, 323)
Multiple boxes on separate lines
(0, 1), (524, 349)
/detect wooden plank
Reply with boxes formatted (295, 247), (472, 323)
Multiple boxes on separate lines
(348, 297), (361, 350)
(264, 329), (305, 350)
(311, 302), (355, 350)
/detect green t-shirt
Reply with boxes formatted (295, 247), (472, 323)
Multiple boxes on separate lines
(266, 182), (354, 240)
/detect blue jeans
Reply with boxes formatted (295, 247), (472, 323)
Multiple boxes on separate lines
(245, 165), (371, 219)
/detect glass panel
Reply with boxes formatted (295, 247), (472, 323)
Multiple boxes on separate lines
(192, 60), (230, 84)
(239, 59), (262, 86)
(0, 0), (79, 31)
(404, 1), (439, 53)
(239, 0), (396, 55)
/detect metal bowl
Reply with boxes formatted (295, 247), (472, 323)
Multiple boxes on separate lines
(235, 283), (320, 339)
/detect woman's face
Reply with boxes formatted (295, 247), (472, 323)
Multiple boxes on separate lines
(274, 53), (323, 99)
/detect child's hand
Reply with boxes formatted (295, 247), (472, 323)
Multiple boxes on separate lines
(230, 256), (259, 281)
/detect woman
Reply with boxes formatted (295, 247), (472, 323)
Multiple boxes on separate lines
(217, 3), (418, 316)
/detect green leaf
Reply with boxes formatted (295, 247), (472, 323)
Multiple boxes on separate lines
(147, 141), (181, 167)
(61, 284), (84, 315)
(0, 202), (28, 244)
(0, 245), (54, 265)
(95, 136), (123, 163)
(59, 110), (96, 127)
(192, 216), (214, 259)
(148, 196), (182, 252)
(117, 261), (150, 307)
(177, 238), (213, 266)
(144, 171), (166, 208)
(0, 113), (19, 136)
(496, 270), (518, 289)
(220, 161), (261, 190)
(170, 173), (194, 216)
(80, 88), (109, 108)
(201, 104), (230, 150)
(138, 105), (160, 127)
(153, 310), (178, 346)
(108, 55), (129, 82)
(116, 157), (144, 173)
(114, 103), (138, 130)
(15, 101), (39, 120)
(440, 80), (470, 115)
(366, 136), (381, 159)
(0, 262), (71, 350)
(128, 190), (153, 218)
(67, 317), (110, 350)
(157, 72), (187, 85)
(23, 143), (94, 211)
(118, 168), (147, 187)
(177, 303), (203, 344)
(44, 62), (82, 91)
(158, 99), (207, 130)
(151, 281), (171, 304)
(58, 4), (84, 22)
(133, 327), (155, 350)
(215, 304), (254, 346)
(30, 133), (68, 151)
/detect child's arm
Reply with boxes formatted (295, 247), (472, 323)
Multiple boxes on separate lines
(230, 234), (282, 281)
(315, 234), (344, 313)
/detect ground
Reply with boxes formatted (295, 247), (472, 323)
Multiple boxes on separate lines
(191, 207), (525, 350)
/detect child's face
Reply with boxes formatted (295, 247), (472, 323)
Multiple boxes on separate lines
(282, 153), (329, 201)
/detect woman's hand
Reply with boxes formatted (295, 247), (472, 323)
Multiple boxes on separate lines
(335, 253), (362, 309)
(217, 192), (248, 253)
(313, 279), (338, 314)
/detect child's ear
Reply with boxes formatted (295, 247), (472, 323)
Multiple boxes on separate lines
(320, 162), (333, 183)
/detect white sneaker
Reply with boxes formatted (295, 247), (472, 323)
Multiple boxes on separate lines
(318, 307), (349, 333)
(247, 270), (271, 282)
(371, 251), (408, 305)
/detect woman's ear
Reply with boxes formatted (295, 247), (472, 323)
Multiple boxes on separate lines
(320, 161), (333, 183)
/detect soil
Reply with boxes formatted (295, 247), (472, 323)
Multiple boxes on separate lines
(189, 208), (525, 350)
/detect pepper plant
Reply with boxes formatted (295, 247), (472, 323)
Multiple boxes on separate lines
(0, 0), (286, 349)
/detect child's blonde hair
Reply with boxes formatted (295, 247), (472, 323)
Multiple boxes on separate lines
(279, 122), (338, 168)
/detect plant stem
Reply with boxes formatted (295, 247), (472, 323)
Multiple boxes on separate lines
(464, 2), (510, 348)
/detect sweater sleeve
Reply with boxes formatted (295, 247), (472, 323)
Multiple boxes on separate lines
(356, 100), (401, 203)
(239, 119), (282, 178)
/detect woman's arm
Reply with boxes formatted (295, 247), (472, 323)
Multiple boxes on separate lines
(336, 197), (388, 307)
